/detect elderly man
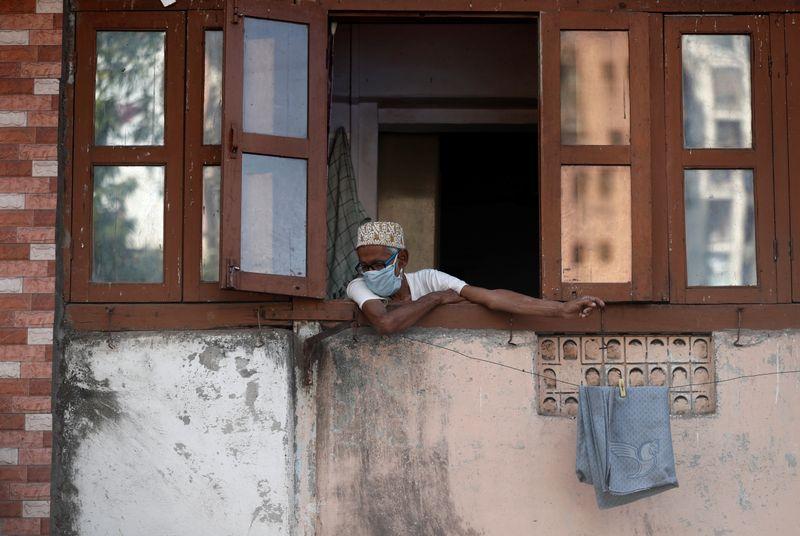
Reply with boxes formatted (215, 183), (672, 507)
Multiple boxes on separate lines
(347, 221), (605, 334)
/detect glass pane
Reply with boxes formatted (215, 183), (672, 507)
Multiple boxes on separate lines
(560, 31), (630, 146)
(682, 35), (752, 149)
(242, 17), (308, 138)
(684, 169), (756, 286)
(240, 154), (306, 276)
(95, 31), (165, 146)
(201, 166), (221, 282)
(203, 30), (223, 145)
(561, 165), (631, 283)
(92, 166), (164, 283)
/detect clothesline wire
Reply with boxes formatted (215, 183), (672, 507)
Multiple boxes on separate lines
(400, 335), (800, 391)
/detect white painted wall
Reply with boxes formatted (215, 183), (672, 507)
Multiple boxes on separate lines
(59, 329), (294, 536)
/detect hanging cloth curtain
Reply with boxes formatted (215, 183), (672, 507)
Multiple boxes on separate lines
(326, 127), (371, 299)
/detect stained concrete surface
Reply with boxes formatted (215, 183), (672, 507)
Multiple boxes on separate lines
(56, 329), (294, 536)
(313, 328), (800, 535)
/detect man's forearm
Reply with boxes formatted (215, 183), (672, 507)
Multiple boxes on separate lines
(482, 289), (565, 317)
(371, 294), (444, 334)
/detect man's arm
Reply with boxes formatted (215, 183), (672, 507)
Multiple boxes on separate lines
(459, 286), (604, 318)
(360, 290), (464, 335)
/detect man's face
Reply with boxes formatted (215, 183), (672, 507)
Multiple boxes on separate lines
(356, 245), (408, 275)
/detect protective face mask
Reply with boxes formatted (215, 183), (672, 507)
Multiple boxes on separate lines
(363, 256), (402, 297)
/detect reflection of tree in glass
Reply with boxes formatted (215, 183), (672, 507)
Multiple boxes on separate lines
(94, 31), (165, 146)
(92, 167), (163, 283)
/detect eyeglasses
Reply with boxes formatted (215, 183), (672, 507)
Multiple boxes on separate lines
(354, 250), (399, 276)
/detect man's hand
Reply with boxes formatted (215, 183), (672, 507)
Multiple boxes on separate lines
(561, 296), (605, 318)
(431, 289), (466, 305)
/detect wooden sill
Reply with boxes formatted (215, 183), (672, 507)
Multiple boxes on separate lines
(65, 300), (800, 332)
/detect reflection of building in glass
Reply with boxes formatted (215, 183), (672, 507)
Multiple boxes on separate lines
(682, 35), (752, 148)
(681, 35), (756, 287)
(560, 31), (630, 146)
(559, 31), (632, 282)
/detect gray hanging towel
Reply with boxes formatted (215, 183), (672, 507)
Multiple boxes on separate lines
(576, 386), (678, 509)
(326, 127), (371, 299)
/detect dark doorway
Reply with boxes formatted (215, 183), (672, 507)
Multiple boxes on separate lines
(438, 131), (539, 296)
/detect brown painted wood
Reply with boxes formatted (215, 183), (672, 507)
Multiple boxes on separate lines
(182, 10), (270, 303)
(649, 13), (669, 302)
(221, 0), (328, 298)
(785, 14), (800, 302)
(539, 11), (653, 303)
(65, 300), (800, 332)
(71, 12), (185, 302)
(770, 14), (792, 303)
(665, 15), (778, 305)
(72, 0), (224, 10)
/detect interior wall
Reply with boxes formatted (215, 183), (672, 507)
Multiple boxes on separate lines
(313, 328), (800, 535)
(377, 133), (439, 271)
(330, 22), (539, 218)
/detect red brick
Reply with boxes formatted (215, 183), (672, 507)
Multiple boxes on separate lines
(35, 46), (59, 63)
(0, 144), (19, 160)
(0, 261), (46, 277)
(0, 381), (28, 396)
(0, 162), (31, 177)
(0, 500), (22, 517)
(21, 278), (53, 294)
(27, 380), (49, 396)
(0, 213), (34, 227)
(0, 347), (43, 362)
(0, 15), (53, 30)
(18, 449), (49, 465)
(25, 465), (48, 483)
(16, 228), (54, 243)
(29, 30), (60, 46)
(10, 397), (49, 413)
(0, 398), (11, 413)
(0, 129), (34, 144)
(42, 347), (50, 363)
(0, 0), (36, 12)
(2, 517), (40, 535)
(0, 415), (24, 430)
(25, 111), (56, 127)
(0, 79), (33, 95)
(0, 312), (14, 327)
(0, 467), (26, 481)
(0, 47), (36, 63)
(18, 145), (55, 160)
(0, 296), (31, 310)
(24, 194), (56, 210)
(19, 63), (59, 78)
(0, 432), (41, 448)
(45, 260), (54, 276)
(33, 127), (54, 144)
(39, 517), (48, 535)
(0, 63), (21, 78)
(13, 312), (52, 328)
(0, 245), (29, 261)
(19, 363), (49, 378)
(53, 13), (62, 28)
(0, 483), (11, 500)
(29, 295), (51, 310)
(0, 330), (27, 345)
(0, 178), (50, 194)
(0, 95), (51, 111)
(41, 432), (49, 448)
(31, 211), (53, 227)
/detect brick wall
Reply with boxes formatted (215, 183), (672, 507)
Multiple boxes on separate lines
(0, 0), (61, 534)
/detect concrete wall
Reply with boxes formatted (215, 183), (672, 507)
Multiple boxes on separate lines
(55, 329), (295, 536)
(313, 328), (800, 535)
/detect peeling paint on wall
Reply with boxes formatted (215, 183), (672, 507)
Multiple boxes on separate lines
(55, 329), (294, 536)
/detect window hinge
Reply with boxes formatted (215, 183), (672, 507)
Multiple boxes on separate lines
(773, 239), (779, 262)
(229, 124), (239, 159)
(232, 0), (243, 23)
(225, 259), (241, 289)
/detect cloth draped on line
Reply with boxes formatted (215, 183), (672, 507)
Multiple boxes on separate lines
(576, 386), (679, 508)
(327, 127), (371, 299)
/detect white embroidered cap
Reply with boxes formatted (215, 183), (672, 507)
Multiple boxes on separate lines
(356, 221), (405, 249)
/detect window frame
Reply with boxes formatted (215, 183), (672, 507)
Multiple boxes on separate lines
(784, 14), (800, 302)
(70, 11), (185, 302)
(539, 11), (654, 303)
(220, 0), (329, 298)
(664, 15), (777, 304)
(182, 10), (269, 302)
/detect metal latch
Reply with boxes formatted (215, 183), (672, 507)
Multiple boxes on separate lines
(225, 259), (240, 288)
